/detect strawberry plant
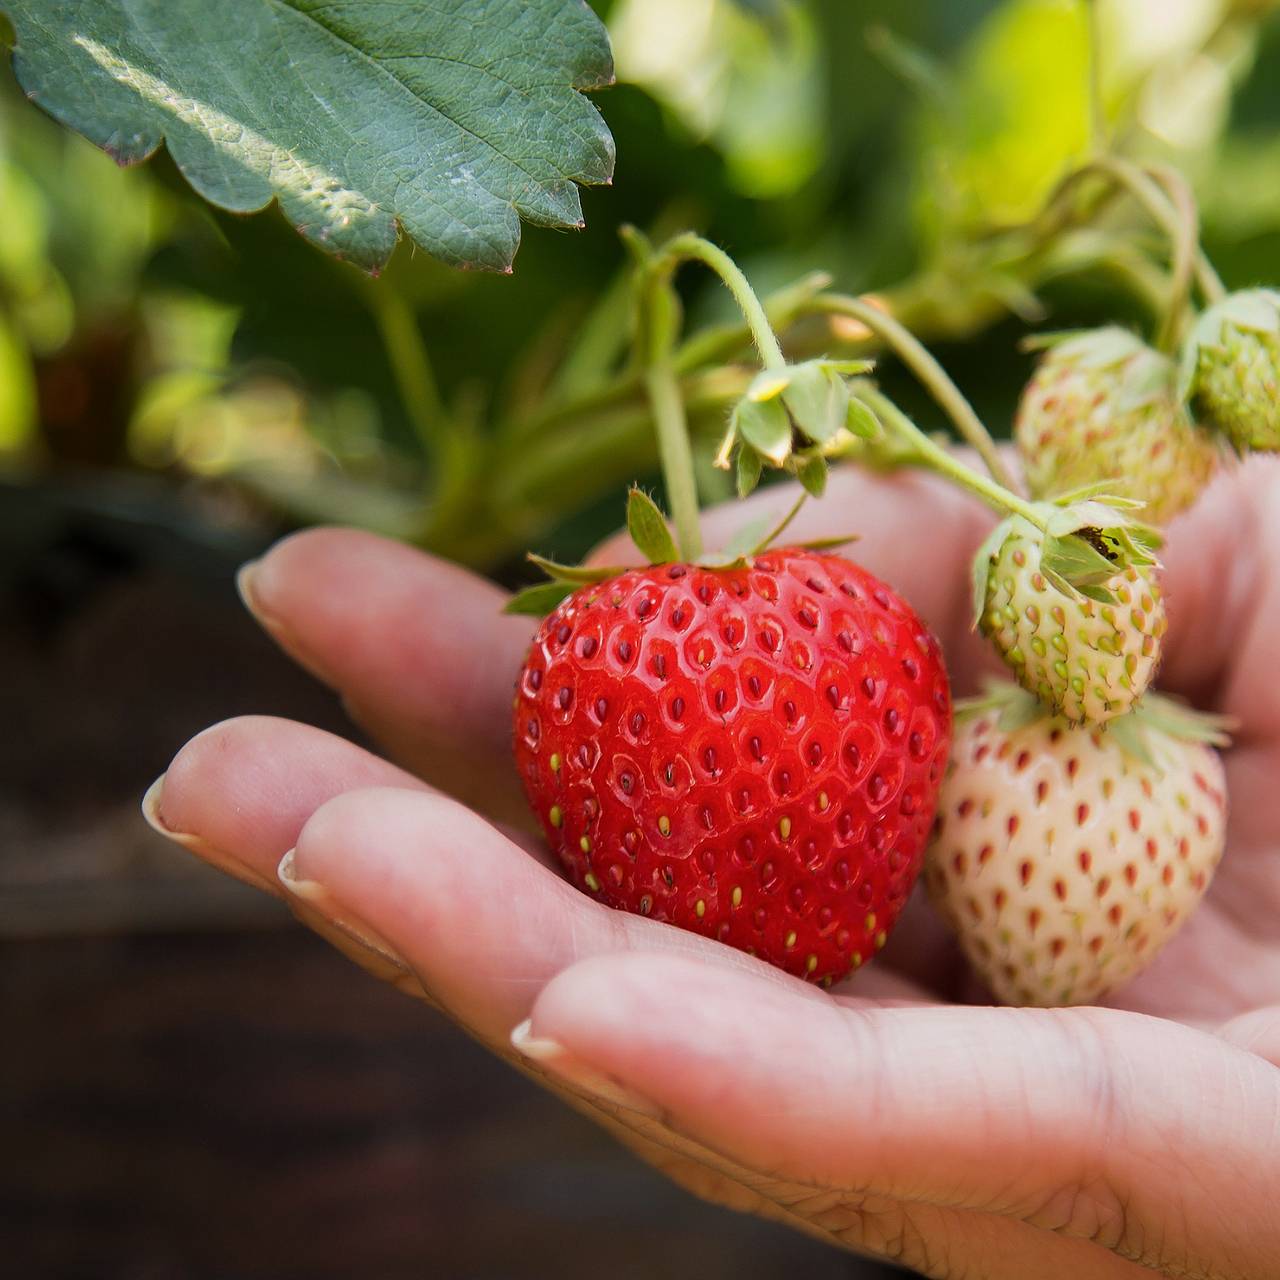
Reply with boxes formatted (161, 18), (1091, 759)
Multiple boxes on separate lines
(8, 1), (1277, 1005)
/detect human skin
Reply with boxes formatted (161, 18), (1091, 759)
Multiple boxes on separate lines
(144, 458), (1280, 1279)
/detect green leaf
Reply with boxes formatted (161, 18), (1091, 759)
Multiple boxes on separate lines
(795, 533), (859, 552)
(6, 0), (615, 272)
(736, 444), (764, 498)
(527, 554), (627, 585)
(794, 450), (828, 496)
(626, 487), (679, 565)
(845, 395), (882, 440)
(734, 395), (792, 463)
(782, 362), (848, 445)
(1039, 533), (1118, 594)
(504, 581), (576, 616)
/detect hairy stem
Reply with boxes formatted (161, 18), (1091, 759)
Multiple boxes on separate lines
(811, 293), (1017, 491)
(859, 387), (1047, 529)
(655, 234), (788, 370)
(759, 491), (808, 551)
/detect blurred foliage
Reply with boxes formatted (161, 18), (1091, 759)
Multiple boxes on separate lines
(1, 0), (1278, 579)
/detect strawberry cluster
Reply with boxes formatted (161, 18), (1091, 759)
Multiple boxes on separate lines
(509, 196), (1258, 1006)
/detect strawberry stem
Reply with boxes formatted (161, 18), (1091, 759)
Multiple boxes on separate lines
(632, 265), (704, 561)
(628, 231), (802, 562)
(653, 234), (788, 371)
(857, 386), (1049, 531)
(758, 491), (808, 551)
(1067, 156), (1226, 346)
(809, 294), (1018, 492)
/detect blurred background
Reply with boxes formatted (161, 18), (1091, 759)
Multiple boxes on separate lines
(3, 0), (1279, 1275)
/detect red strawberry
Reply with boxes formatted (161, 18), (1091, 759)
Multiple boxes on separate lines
(512, 548), (952, 983)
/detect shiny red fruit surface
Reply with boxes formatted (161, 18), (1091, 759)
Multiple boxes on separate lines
(512, 548), (952, 983)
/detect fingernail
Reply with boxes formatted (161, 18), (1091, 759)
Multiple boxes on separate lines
(278, 849), (410, 973)
(141, 775), (281, 896)
(235, 559), (267, 624)
(510, 1019), (663, 1119)
(237, 558), (332, 685)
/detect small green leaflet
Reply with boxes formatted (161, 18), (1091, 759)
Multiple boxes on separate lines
(504, 580), (576, 616)
(795, 451), (828, 496)
(795, 533), (858, 551)
(526, 553), (626, 584)
(845, 395), (881, 440)
(969, 518), (1016, 626)
(5, 0), (616, 272)
(734, 395), (793, 464)
(708, 514), (774, 566)
(626, 487), (679, 565)
(736, 445), (763, 498)
(781, 363), (848, 445)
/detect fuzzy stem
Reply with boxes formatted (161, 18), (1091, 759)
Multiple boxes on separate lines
(811, 293), (1017, 491)
(655, 233), (788, 370)
(859, 387), (1048, 530)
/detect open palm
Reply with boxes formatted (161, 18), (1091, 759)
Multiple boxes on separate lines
(146, 459), (1280, 1279)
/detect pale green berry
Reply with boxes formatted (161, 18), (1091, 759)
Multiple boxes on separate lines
(1181, 289), (1280, 454)
(1016, 327), (1218, 525)
(979, 518), (1165, 724)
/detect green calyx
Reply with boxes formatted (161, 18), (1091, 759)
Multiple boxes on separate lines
(970, 497), (1161, 625)
(716, 358), (880, 499)
(1026, 326), (1175, 412)
(505, 487), (856, 616)
(958, 679), (1233, 770)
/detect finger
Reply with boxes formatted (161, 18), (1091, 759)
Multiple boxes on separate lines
(1217, 1004), (1280, 1069)
(238, 528), (535, 824)
(145, 715), (428, 895)
(283, 785), (831, 1046)
(592, 466), (999, 696)
(524, 952), (1280, 1279)
(1157, 456), (1280, 720)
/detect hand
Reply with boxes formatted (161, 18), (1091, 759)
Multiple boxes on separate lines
(145, 459), (1280, 1279)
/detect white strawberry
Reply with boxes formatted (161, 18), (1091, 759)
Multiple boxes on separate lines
(925, 684), (1228, 1007)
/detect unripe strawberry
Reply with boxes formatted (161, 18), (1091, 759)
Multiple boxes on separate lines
(925, 686), (1228, 1007)
(974, 511), (1165, 724)
(1015, 328), (1218, 524)
(1180, 288), (1280, 453)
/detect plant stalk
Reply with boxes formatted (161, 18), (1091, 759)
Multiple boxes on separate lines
(1081, 156), (1226, 317)
(655, 234), (788, 370)
(811, 293), (1017, 491)
(362, 281), (446, 458)
(645, 354), (703, 560)
(858, 387), (1048, 530)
